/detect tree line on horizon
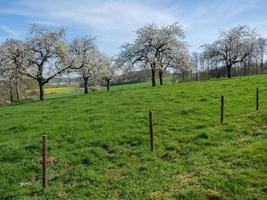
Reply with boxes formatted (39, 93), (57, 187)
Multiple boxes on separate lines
(186, 25), (267, 82)
(0, 23), (266, 102)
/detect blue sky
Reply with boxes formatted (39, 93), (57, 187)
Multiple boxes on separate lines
(0, 0), (266, 56)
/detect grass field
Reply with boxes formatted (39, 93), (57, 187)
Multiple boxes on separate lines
(44, 87), (78, 94)
(26, 86), (79, 96)
(0, 75), (266, 199)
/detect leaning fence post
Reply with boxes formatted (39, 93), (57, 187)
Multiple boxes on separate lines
(42, 135), (48, 188)
(149, 111), (154, 152)
(221, 96), (224, 124)
(256, 88), (259, 110)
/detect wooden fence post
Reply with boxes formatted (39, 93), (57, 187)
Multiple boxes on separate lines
(149, 111), (154, 152)
(42, 135), (48, 188)
(221, 96), (224, 124)
(256, 88), (259, 110)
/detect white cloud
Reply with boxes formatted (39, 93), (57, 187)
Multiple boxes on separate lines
(0, 0), (266, 55)
(1, 0), (180, 55)
(10, 1), (177, 34)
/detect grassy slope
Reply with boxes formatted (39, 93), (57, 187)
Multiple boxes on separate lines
(0, 76), (266, 199)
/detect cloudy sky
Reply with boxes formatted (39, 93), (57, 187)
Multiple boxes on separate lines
(0, 0), (266, 56)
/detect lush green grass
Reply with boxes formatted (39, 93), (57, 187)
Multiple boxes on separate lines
(0, 75), (266, 199)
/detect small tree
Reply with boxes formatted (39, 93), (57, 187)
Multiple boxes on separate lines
(101, 57), (118, 91)
(22, 24), (73, 100)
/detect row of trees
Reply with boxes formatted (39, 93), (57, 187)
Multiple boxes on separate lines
(115, 23), (191, 87)
(115, 24), (266, 85)
(0, 25), (114, 101)
(0, 23), (266, 102)
(191, 25), (266, 80)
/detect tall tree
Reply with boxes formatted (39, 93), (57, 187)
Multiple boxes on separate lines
(22, 24), (73, 100)
(257, 37), (266, 72)
(116, 23), (186, 86)
(192, 52), (199, 80)
(0, 39), (26, 100)
(202, 25), (259, 78)
(70, 37), (108, 94)
(0, 48), (14, 102)
(69, 36), (96, 94)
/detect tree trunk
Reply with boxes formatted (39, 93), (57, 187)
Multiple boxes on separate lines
(14, 80), (20, 100)
(106, 79), (110, 91)
(255, 59), (258, 75)
(261, 58), (264, 73)
(226, 64), (232, 78)
(245, 61), (248, 75)
(9, 85), (13, 102)
(247, 60), (250, 75)
(159, 70), (163, 85)
(151, 68), (156, 87)
(39, 82), (45, 101)
(83, 77), (89, 94)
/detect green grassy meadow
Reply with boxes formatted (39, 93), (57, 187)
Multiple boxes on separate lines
(0, 75), (267, 199)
